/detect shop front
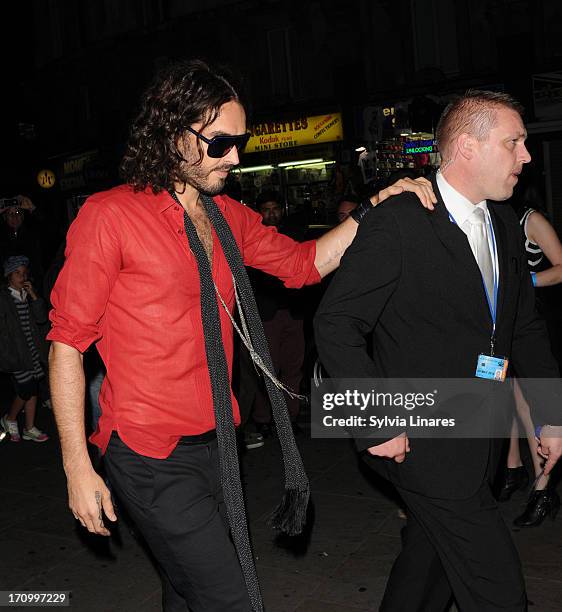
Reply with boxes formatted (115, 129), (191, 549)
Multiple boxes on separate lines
(232, 112), (346, 225)
(374, 131), (440, 183)
(358, 99), (444, 186)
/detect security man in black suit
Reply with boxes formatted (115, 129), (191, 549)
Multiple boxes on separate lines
(314, 91), (562, 611)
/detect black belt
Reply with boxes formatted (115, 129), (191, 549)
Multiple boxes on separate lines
(177, 428), (217, 445)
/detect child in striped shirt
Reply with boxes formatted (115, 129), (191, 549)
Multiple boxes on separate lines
(0, 255), (50, 442)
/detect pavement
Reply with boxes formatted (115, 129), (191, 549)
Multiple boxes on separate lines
(1, 374), (562, 612)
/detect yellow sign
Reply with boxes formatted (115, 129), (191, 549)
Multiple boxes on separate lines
(245, 113), (343, 154)
(37, 169), (56, 189)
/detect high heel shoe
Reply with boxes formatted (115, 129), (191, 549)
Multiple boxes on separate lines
(496, 466), (529, 502)
(513, 488), (560, 527)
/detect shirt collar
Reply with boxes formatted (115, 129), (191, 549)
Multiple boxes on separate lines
(156, 189), (177, 213)
(156, 190), (228, 214)
(8, 286), (27, 302)
(436, 171), (488, 226)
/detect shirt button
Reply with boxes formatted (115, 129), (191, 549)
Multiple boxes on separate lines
(174, 206), (180, 211)
(177, 228), (183, 234)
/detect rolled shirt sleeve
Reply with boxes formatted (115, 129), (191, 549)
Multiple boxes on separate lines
(47, 196), (122, 353)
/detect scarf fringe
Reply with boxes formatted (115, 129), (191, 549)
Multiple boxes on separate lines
(269, 486), (311, 536)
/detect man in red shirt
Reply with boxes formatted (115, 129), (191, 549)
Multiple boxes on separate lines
(48, 58), (435, 612)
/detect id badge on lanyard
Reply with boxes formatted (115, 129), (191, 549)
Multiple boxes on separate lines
(474, 212), (509, 381)
(476, 353), (508, 382)
(449, 207), (509, 382)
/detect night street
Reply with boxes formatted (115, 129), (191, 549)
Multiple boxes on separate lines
(1, 2), (562, 611)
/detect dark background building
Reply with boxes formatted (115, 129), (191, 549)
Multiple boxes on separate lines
(1, 0), (561, 252)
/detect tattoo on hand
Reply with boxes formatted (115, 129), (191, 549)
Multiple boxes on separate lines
(95, 490), (103, 527)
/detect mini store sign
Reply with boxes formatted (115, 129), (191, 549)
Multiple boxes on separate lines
(245, 113), (343, 153)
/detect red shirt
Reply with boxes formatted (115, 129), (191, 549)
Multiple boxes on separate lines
(48, 185), (320, 458)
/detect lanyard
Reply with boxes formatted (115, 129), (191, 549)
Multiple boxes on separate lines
(448, 208), (500, 353)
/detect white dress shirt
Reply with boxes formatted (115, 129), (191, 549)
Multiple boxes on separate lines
(436, 171), (499, 310)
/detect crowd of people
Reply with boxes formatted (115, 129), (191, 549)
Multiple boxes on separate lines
(1, 57), (562, 612)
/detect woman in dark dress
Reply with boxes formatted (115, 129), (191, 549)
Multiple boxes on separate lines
(497, 183), (562, 526)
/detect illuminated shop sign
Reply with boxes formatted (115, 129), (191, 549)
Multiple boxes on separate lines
(403, 139), (437, 154)
(37, 169), (56, 189)
(245, 113), (343, 153)
(56, 149), (111, 191)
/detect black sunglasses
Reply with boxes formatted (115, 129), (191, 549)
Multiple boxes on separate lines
(186, 126), (250, 158)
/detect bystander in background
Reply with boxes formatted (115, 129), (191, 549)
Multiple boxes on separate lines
(336, 198), (358, 224)
(242, 190), (307, 440)
(0, 256), (50, 442)
(1, 195), (46, 291)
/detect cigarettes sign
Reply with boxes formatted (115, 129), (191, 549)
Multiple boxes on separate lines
(245, 113), (343, 153)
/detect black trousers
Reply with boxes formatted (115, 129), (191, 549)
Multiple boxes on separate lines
(380, 480), (527, 612)
(103, 432), (251, 612)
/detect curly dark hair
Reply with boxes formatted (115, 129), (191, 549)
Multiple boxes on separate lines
(120, 58), (244, 193)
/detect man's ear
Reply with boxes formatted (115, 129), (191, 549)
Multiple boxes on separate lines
(457, 133), (476, 161)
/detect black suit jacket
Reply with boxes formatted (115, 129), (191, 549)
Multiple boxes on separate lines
(314, 175), (561, 499)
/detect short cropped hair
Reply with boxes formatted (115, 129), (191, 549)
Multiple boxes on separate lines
(436, 90), (524, 161)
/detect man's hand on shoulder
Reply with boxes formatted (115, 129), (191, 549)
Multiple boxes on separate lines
(376, 177), (436, 211)
(538, 425), (562, 476)
(367, 432), (410, 463)
(66, 464), (117, 536)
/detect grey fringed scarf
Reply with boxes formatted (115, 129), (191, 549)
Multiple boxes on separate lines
(170, 190), (310, 612)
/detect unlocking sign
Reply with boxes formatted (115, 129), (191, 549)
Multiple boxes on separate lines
(403, 139), (437, 154)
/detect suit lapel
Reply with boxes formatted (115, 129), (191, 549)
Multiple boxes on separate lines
(428, 173), (492, 324)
